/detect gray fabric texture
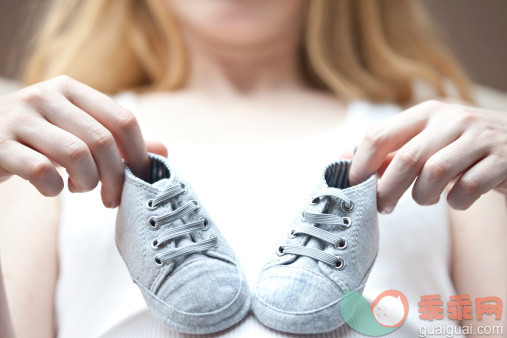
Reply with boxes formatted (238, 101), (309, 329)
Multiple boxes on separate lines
(116, 153), (251, 334)
(252, 160), (379, 334)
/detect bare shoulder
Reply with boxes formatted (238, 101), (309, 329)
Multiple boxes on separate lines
(0, 176), (59, 338)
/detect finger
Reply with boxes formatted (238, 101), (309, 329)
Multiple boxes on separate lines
(56, 77), (149, 179)
(0, 141), (63, 196)
(412, 131), (489, 205)
(146, 140), (168, 158)
(15, 118), (99, 193)
(447, 155), (507, 210)
(377, 152), (395, 178)
(376, 126), (460, 213)
(40, 97), (124, 207)
(350, 102), (434, 185)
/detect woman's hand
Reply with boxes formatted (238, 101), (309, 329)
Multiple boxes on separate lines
(349, 100), (507, 213)
(0, 76), (166, 208)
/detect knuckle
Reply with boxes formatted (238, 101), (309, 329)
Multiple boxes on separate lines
(396, 145), (421, 168)
(53, 74), (73, 86)
(476, 124), (498, 142)
(65, 140), (90, 162)
(53, 75), (76, 94)
(19, 85), (47, 106)
(418, 100), (443, 115)
(455, 111), (478, 128)
(364, 125), (386, 149)
(29, 160), (54, 181)
(89, 127), (115, 151)
(14, 114), (41, 131)
(421, 100), (442, 109)
(424, 158), (449, 180)
(115, 108), (138, 132)
(459, 176), (481, 196)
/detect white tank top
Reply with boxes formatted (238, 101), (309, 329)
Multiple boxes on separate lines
(56, 94), (462, 337)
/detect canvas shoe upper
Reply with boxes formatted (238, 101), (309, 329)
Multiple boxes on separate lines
(116, 153), (251, 334)
(252, 160), (379, 334)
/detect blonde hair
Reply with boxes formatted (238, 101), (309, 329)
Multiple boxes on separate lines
(24, 0), (472, 104)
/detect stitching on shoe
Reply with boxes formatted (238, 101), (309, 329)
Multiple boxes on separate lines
(133, 278), (250, 333)
(255, 277), (358, 316)
(153, 256), (238, 297)
(137, 186), (147, 279)
(256, 258), (377, 316)
(351, 186), (364, 277)
(263, 264), (337, 283)
(131, 264), (246, 317)
(125, 173), (161, 195)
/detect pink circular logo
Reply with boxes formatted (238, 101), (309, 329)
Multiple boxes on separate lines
(370, 290), (409, 328)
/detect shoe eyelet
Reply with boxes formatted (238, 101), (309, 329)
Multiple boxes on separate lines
(146, 199), (158, 210)
(180, 183), (188, 194)
(151, 238), (160, 251)
(154, 255), (164, 268)
(309, 196), (321, 205)
(334, 257), (345, 270)
(334, 238), (347, 250)
(300, 212), (306, 222)
(341, 200), (354, 212)
(339, 217), (352, 229)
(191, 200), (201, 212)
(200, 217), (210, 231)
(288, 229), (296, 238)
(276, 246), (285, 256)
(148, 216), (159, 230)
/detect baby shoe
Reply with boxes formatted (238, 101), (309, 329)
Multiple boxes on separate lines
(252, 160), (378, 334)
(116, 153), (251, 334)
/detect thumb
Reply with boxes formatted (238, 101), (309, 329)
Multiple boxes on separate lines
(349, 151), (396, 186)
(146, 140), (168, 158)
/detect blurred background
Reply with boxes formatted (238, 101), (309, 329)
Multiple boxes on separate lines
(0, 0), (506, 106)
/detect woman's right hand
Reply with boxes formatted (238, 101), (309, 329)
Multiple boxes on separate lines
(0, 75), (161, 208)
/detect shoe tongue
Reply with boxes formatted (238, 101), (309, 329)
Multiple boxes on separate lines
(324, 160), (351, 189)
(152, 178), (172, 190)
(290, 160), (351, 271)
(151, 178), (196, 254)
(290, 193), (329, 270)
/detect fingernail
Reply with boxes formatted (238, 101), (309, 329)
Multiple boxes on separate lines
(112, 199), (120, 208)
(380, 206), (393, 215)
(106, 199), (119, 208)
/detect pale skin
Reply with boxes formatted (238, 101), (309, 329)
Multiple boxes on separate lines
(0, 0), (506, 337)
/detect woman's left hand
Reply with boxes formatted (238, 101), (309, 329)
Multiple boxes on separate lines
(349, 100), (507, 214)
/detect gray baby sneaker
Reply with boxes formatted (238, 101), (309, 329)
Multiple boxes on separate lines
(252, 160), (378, 334)
(116, 153), (251, 334)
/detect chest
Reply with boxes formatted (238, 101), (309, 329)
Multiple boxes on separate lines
(134, 93), (348, 144)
